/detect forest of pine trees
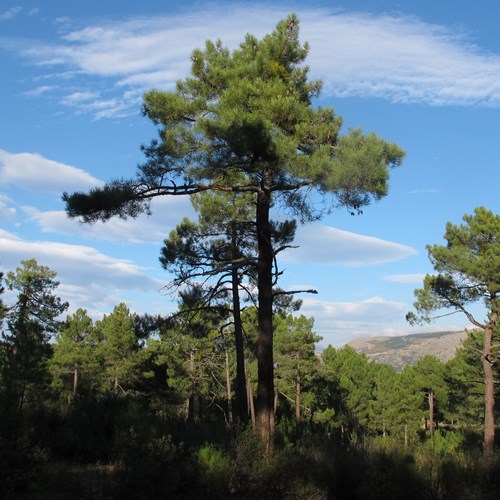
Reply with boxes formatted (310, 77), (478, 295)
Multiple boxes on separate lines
(1, 258), (499, 498)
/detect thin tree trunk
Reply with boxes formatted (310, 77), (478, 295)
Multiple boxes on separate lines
(225, 350), (233, 426)
(247, 375), (256, 427)
(72, 364), (78, 398)
(428, 389), (434, 436)
(483, 313), (496, 459)
(295, 372), (301, 424)
(255, 183), (274, 451)
(231, 223), (249, 423)
(186, 350), (195, 422)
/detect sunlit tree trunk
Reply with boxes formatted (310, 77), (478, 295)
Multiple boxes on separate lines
(72, 364), (78, 398)
(247, 374), (256, 426)
(295, 371), (301, 424)
(428, 389), (434, 436)
(483, 312), (497, 459)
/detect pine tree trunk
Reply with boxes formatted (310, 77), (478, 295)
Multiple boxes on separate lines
(483, 313), (497, 459)
(231, 223), (249, 423)
(428, 389), (434, 436)
(225, 350), (233, 426)
(72, 364), (78, 398)
(255, 183), (275, 451)
(295, 372), (301, 424)
(186, 350), (195, 422)
(247, 375), (256, 426)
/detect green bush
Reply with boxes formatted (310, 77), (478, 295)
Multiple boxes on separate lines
(197, 444), (232, 496)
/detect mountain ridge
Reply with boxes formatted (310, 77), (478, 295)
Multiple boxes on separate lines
(348, 330), (468, 371)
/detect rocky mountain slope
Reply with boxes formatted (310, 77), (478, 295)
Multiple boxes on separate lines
(348, 330), (468, 371)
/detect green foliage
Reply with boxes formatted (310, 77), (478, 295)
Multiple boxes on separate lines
(408, 207), (500, 326)
(5, 258), (69, 335)
(369, 362), (399, 436)
(0, 260), (68, 444)
(94, 303), (140, 394)
(318, 345), (375, 437)
(411, 356), (448, 412)
(51, 308), (101, 398)
(197, 444), (232, 495)
(445, 331), (485, 426)
(408, 207), (500, 458)
(274, 314), (321, 421)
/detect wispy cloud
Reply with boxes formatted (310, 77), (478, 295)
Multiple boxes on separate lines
(23, 195), (196, 244)
(283, 224), (417, 267)
(383, 273), (426, 284)
(0, 229), (163, 313)
(0, 150), (102, 193)
(10, 5), (500, 118)
(59, 89), (140, 119)
(0, 6), (22, 21)
(305, 11), (500, 106)
(409, 188), (441, 194)
(23, 85), (55, 97)
(0, 197), (16, 222)
(303, 296), (408, 322)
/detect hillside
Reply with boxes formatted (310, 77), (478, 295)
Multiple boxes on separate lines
(348, 330), (468, 371)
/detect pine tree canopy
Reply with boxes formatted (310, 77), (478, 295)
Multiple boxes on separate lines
(63, 14), (404, 223)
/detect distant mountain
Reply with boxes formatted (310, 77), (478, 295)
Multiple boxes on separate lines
(348, 330), (468, 371)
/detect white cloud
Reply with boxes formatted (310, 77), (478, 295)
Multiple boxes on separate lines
(0, 202), (16, 222)
(0, 229), (164, 313)
(0, 150), (103, 193)
(0, 7), (22, 21)
(60, 90), (99, 105)
(409, 188), (441, 194)
(14, 5), (500, 116)
(23, 195), (196, 244)
(300, 296), (410, 346)
(23, 85), (54, 97)
(0, 194), (16, 222)
(58, 90), (139, 119)
(304, 11), (500, 106)
(383, 273), (426, 284)
(303, 296), (407, 322)
(283, 224), (416, 267)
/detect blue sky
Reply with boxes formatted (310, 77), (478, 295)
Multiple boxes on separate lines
(1, 0), (499, 346)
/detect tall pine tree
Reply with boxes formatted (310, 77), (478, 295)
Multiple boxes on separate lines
(1, 259), (68, 446)
(407, 207), (500, 458)
(63, 15), (404, 446)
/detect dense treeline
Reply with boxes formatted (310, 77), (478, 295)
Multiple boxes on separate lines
(1, 259), (500, 499)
